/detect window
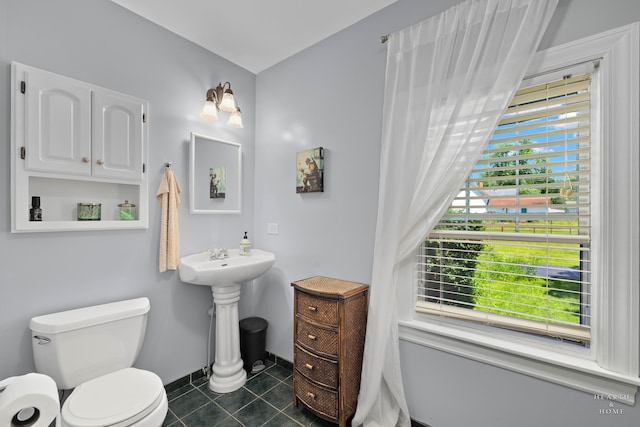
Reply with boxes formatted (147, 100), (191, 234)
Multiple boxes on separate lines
(397, 23), (639, 403)
(417, 72), (592, 344)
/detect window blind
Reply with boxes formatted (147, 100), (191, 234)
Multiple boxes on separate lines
(417, 73), (592, 344)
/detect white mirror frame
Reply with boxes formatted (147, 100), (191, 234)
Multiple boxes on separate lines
(189, 132), (242, 214)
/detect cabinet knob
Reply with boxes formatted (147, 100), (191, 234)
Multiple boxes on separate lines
(307, 334), (317, 340)
(306, 392), (316, 400)
(307, 306), (318, 312)
(305, 363), (314, 370)
(82, 157), (90, 163)
(96, 159), (105, 165)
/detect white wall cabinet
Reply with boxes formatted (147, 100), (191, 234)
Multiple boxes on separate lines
(11, 62), (149, 232)
(23, 68), (92, 175)
(91, 90), (145, 181)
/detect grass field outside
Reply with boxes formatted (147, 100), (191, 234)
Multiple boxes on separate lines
(425, 219), (586, 327)
(468, 218), (584, 325)
(472, 243), (582, 325)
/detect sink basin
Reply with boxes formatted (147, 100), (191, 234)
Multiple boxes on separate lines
(179, 248), (275, 286)
(178, 248), (275, 394)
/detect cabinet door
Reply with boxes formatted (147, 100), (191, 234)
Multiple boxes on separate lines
(92, 91), (144, 181)
(24, 67), (92, 175)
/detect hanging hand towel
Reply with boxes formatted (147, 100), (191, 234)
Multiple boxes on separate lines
(157, 166), (181, 272)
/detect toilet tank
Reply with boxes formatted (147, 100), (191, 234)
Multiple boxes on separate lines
(29, 297), (150, 390)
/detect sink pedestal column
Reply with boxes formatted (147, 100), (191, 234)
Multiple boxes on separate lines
(209, 283), (246, 393)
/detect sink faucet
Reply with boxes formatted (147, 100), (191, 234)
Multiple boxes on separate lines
(208, 248), (228, 260)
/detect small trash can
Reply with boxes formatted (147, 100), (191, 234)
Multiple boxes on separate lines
(239, 317), (268, 374)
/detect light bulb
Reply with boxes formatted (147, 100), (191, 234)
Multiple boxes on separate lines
(227, 109), (243, 128)
(200, 100), (219, 121)
(219, 92), (236, 112)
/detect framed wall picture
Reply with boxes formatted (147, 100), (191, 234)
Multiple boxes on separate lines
(296, 147), (324, 193)
(209, 166), (226, 199)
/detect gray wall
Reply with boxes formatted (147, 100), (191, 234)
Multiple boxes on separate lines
(254, 0), (640, 426)
(2, 0), (640, 426)
(0, 0), (255, 384)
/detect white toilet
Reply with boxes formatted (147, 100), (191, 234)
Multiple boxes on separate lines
(29, 297), (168, 427)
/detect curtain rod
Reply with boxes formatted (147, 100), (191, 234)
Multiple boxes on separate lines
(523, 58), (601, 81)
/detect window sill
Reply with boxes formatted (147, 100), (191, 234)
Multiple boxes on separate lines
(398, 318), (640, 405)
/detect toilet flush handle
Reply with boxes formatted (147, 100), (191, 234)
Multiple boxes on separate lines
(33, 335), (51, 345)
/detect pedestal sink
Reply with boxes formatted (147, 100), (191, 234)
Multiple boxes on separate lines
(179, 248), (275, 393)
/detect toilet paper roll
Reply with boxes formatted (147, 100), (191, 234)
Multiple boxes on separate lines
(0, 373), (60, 427)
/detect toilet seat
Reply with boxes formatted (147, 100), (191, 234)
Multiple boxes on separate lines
(62, 368), (165, 427)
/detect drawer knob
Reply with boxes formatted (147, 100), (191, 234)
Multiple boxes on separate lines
(307, 334), (317, 340)
(306, 392), (316, 399)
(307, 306), (318, 312)
(96, 159), (105, 165)
(82, 157), (90, 163)
(305, 363), (314, 370)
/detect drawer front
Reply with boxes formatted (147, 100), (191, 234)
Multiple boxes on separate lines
(296, 318), (338, 358)
(295, 344), (338, 389)
(295, 373), (338, 420)
(296, 291), (339, 326)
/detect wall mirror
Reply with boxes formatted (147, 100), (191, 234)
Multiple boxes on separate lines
(189, 132), (242, 214)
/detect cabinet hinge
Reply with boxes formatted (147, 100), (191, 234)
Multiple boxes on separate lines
(142, 113), (146, 123)
(143, 163), (146, 173)
(20, 147), (26, 159)
(20, 81), (26, 94)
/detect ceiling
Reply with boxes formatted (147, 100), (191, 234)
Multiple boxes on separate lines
(111, 0), (398, 74)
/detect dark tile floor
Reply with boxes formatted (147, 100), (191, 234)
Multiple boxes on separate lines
(162, 357), (336, 427)
(163, 356), (429, 427)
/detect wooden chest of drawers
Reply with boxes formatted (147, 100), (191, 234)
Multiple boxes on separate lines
(292, 276), (369, 427)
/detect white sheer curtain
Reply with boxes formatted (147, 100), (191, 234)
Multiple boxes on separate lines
(352, 1), (558, 426)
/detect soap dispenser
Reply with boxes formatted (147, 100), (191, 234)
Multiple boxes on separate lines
(240, 232), (251, 256)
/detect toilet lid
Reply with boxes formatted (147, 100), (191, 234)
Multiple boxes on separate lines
(62, 368), (164, 427)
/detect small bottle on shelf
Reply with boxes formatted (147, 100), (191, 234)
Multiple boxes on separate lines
(29, 196), (42, 221)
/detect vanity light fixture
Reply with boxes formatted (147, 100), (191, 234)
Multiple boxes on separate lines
(200, 82), (243, 128)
